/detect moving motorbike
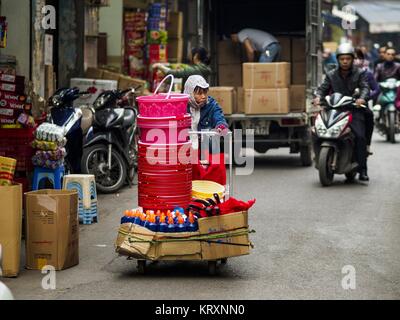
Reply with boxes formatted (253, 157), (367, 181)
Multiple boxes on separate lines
(312, 93), (367, 186)
(81, 88), (139, 193)
(373, 78), (400, 143)
(47, 87), (87, 173)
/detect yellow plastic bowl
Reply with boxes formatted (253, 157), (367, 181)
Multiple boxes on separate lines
(192, 180), (225, 200)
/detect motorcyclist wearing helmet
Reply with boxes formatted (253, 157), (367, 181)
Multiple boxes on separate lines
(313, 43), (371, 182)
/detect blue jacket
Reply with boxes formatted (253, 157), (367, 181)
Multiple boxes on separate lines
(191, 96), (228, 131)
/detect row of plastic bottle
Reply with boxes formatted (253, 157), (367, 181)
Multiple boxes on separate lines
(121, 208), (199, 233)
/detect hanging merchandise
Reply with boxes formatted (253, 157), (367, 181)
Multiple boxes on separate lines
(124, 10), (147, 79)
(0, 17), (7, 48)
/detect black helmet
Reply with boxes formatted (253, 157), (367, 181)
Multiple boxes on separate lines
(336, 43), (355, 58)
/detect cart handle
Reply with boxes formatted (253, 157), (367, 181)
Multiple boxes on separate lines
(153, 74), (174, 99)
(189, 130), (232, 137)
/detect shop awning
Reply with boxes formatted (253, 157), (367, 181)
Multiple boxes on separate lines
(349, 1), (400, 34)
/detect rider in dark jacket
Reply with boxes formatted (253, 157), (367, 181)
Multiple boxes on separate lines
(313, 43), (371, 182)
(374, 48), (400, 82)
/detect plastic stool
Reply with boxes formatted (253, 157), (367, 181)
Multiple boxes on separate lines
(63, 174), (98, 225)
(32, 166), (65, 191)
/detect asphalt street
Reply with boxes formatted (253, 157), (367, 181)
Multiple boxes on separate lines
(3, 133), (400, 300)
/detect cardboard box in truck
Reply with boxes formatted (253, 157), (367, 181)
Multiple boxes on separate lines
(292, 38), (306, 62)
(290, 85), (306, 112)
(217, 40), (242, 65)
(0, 183), (22, 278)
(25, 190), (79, 271)
(292, 62), (306, 85)
(236, 87), (244, 114)
(208, 87), (235, 115)
(218, 64), (242, 87)
(244, 88), (290, 114)
(243, 63), (291, 89)
(276, 36), (291, 62)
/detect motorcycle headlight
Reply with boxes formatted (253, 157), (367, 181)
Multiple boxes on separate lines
(315, 117), (327, 136)
(52, 95), (62, 107)
(94, 96), (106, 109)
(325, 117), (349, 138)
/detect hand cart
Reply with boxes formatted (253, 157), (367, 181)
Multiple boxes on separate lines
(116, 131), (252, 275)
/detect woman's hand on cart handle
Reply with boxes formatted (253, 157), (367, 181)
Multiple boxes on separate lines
(216, 124), (229, 136)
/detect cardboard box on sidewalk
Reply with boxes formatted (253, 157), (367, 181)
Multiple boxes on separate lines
(244, 88), (290, 114)
(70, 78), (118, 107)
(0, 183), (22, 278)
(25, 190), (79, 271)
(118, 75), (147, 93)
(243, 62), (291, 89)
(218, 64), (242, 87)
(102, 70), (121, 82)
(290, 85), (306, 112)
(208, 87), (236, 115)
(85, 67), (104, 79)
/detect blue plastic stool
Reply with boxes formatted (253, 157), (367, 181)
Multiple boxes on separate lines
(63, 175), (98, 225)
(32, 166), (65, 191)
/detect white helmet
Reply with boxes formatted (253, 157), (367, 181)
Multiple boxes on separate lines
(336, 43), (355, 58)
(0, 282), (14, 300)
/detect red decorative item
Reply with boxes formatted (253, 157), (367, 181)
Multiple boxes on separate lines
(0, 128), (35, 172)
(218, 198), (256, 215)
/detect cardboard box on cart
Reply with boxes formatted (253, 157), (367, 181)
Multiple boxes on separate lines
(198, 211), (250, 260)
(25, 190), (79, 271)
(116, 223), (202, 261)
(115, 211), (250, 261)
(0, 183), (23, 278)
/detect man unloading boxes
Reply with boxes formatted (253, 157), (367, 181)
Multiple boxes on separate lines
(231, 28), (281, 63)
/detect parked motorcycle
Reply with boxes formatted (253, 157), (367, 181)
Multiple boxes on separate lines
(373, 78), (400, 143)
(81, 88), (139, 193)
(312, 93), (367, 186)
(47, 87), (87, 173)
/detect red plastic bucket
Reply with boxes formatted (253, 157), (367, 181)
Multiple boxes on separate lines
(136, 75), (190, 117)
(138, 141), (193, 163)
(138, 114), (191, 144)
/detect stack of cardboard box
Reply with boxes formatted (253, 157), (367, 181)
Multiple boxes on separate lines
(289, 37), (306, 112)
(209, 40), (243, 115)
(242, 62), (291, 114)
(167, 12), (184, 63)
(217, 40), (243, 88)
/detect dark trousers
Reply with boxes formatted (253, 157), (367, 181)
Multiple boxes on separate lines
(365, 106), (374, 146)
(350, 109), (367, 171)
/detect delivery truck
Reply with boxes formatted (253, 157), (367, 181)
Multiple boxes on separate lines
(179, 0), (323, 166)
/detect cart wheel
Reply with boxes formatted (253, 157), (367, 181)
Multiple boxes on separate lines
(137, 260), (146, 274)
(220, 258), (228, 265)
(208, 261), (217, 275)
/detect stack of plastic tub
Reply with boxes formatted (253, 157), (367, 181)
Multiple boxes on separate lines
(136, 75), (192, 211)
